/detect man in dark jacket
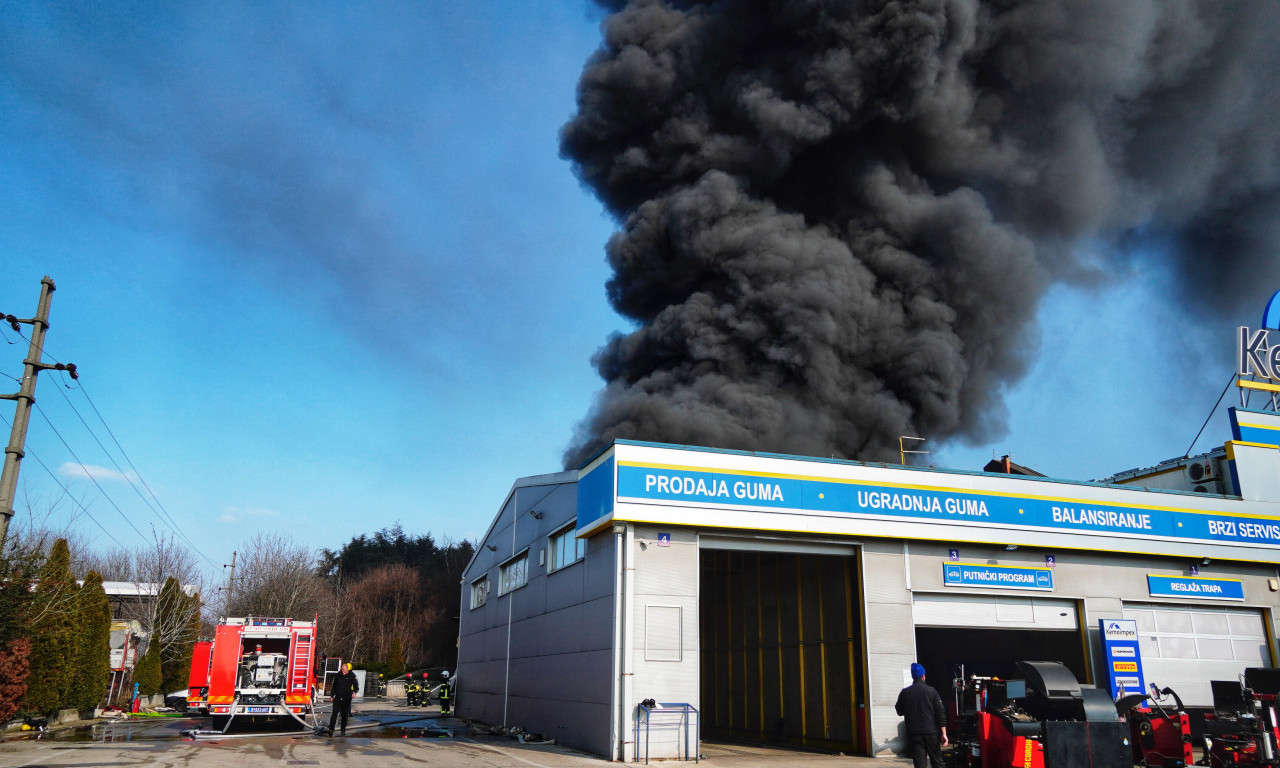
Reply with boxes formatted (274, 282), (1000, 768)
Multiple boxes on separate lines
(328, 663), (360, 736)
(895, 663), (948, 768)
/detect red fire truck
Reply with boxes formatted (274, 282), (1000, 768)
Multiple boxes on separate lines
(201, 616), (318, 729)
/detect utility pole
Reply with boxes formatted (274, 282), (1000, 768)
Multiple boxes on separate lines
(221, 550), (237, 619)
(0, 276), (75, 548)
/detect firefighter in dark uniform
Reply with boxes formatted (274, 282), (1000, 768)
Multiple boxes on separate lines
(438, 670), (452, 716)
(895, 663), (948, 768)
(406, 673), (419, 706)
(327, 663), (359, 736)
(420, 672), (430, 706)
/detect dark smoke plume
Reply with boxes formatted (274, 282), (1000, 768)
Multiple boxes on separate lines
(561, 0), (1280, 468)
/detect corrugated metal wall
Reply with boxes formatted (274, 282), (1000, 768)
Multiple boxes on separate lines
(699, 550), (866, 753)
(455, 479), (617, 757)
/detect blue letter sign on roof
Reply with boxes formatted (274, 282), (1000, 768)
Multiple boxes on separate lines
(1263, 289), (1280, 330)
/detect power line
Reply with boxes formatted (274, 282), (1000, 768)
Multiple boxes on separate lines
(1183, 371), (1235, 459)
(53, 377), (217, 567)
(31, 401), (149, 542)
(0, 410), (125, 549)
(2, 319), (218, 567)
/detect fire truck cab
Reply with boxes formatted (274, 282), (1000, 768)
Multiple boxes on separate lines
(205, 617), (317, 727)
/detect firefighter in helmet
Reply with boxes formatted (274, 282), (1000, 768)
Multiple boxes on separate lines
(406, 672), (419, 706)
(438, 670), (452, 716)
(420, 672), (430, 707)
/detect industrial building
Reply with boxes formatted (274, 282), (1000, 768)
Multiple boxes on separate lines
(456, 341), (1280, 760)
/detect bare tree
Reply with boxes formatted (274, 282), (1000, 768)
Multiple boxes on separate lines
(75, 546), (134, 582)
(222, 532), (327, 621)
(5, 485), (96, 573)
(119, 529), (206, 633)
(318, 583), (364, 663)
(334, 564), (438, 667)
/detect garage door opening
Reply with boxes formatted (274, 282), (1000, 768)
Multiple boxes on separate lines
(913, 594), (1087, 704)
(699, 548), (867, 754)
(914, 627), (1088, 697)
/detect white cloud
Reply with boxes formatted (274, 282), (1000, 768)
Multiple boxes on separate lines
(59, 463), (137, 483)
(219, 506), (281, 524)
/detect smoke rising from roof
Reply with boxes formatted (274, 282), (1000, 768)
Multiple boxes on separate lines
(560, 0), (1280, 468)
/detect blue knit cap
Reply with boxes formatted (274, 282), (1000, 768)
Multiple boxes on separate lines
(910, 663), (926, 679)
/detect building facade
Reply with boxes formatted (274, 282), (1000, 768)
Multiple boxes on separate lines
(457, 400), (1280, 760)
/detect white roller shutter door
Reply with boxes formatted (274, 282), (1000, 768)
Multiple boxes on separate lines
(1122, 604), (1271, 707)
(914, 593), (1078, 629)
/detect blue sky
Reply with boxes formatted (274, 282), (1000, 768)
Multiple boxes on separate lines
(0, 2), (1249, 575)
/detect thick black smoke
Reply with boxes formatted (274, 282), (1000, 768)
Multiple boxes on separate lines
(560, 0), (1280, 468)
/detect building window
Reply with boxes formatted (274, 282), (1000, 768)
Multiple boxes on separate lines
(499, 552), (528, 595)
(549, 525), (586, 572)
(470, 575), (489, 609)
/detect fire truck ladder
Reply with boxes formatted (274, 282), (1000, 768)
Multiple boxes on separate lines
(289, 631), (313, 695)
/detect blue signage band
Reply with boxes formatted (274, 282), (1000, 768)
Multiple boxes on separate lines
(1147, 574), (1245, 601)
(615, 463), (1280, 550)
(942, 562), (1054, 591)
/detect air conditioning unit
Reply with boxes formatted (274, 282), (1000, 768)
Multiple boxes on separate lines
(1193, 479), (1226, 495)
(1187, 460), (1218, 483)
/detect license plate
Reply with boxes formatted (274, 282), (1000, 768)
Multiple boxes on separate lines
(245, 706), (272, 714)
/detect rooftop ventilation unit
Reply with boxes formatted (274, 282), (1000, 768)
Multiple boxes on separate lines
(1187, 460), (1217, 483)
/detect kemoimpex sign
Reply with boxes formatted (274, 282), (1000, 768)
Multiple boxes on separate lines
(1239, 289), (1280, 381)
(1239, 327), (1280, 381)
(1100, 619), (1146, 699)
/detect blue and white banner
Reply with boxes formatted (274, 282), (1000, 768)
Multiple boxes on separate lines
(1147, 574), (1245, 601)
(1100, 619), (1146, 700)
(942, 562), (1053, 591)
(613, 462), (1280, 549)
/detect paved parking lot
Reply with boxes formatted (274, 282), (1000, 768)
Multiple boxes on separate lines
(0, 700), (913, 768)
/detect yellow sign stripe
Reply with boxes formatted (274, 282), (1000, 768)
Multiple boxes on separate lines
(1237, 378), (1280, 393)
(948, 562), (1047, 571)
(1226, 441), (1279, 461)
(1237, 421), (1280, 431)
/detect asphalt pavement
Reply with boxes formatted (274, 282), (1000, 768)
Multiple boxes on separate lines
(0, 699), (914, 768)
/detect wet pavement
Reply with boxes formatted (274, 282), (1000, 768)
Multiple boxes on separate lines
(0, 700), (913, 767)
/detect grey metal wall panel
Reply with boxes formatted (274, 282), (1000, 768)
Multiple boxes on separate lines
(457, 475), (616, 758)
(862, 549), (908, 600)
(457, 689), (504, 727)
(506, 649), (612, 703)
(583, 594), (617, 650)
(461, 659), (511, 699)
(545, 559), (587, 612)
(502, 694), (612, 756)
(516, 606), (592, 657)
(510, 581), (546, 622)
(584, 531), (617, 600)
